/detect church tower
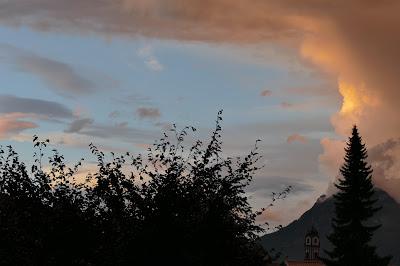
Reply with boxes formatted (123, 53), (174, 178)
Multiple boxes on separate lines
(304, 226), (320, 260)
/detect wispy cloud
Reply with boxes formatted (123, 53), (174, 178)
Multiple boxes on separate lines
(0, 94), (74, 139)
(280, 102), (295, 109)
(248, 176), (314, 195)
(137, 45), (164, 72)
(114, 93), (152, 106)
(76, 122), (158, 144)
(0, 113), (38, 139)
(108, 111), (121, 119)
(260, 89), (272, 97)
(287, 133), (308, 144)
(0, 94), (73, 118)
(0, 44), (95, 96)
(136, 107), (161, 120)
(154, 121), (173, 131)
(64, 118), (94, 133)
(279, 101), (324, 111)
(145, 57), (164, 71)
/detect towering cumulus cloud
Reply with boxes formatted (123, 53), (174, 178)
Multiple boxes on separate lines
(1, 0), (400, 198)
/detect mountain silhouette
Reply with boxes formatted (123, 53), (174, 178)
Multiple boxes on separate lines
(261, 189), (400, 265)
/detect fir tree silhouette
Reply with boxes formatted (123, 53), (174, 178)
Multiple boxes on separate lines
(323, 126), (391, 266)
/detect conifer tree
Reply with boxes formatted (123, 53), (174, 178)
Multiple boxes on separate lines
(324, 126), (391, 266)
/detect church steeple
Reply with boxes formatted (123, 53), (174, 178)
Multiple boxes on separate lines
(304, 226), (320, 260)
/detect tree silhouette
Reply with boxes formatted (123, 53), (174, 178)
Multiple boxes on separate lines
(323, 126), (391, 266)
(0, 112), (285, 265)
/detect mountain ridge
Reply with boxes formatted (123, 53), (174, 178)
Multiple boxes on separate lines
(261, 189), (400, 265)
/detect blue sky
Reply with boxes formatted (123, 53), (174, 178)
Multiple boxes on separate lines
(1, 0), (398, 227)
(0, 25), (340, 226)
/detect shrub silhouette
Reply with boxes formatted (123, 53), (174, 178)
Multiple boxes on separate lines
(0, 112), (286, 265)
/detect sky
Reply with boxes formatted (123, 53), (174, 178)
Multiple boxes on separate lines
(0, 0), (399, 228)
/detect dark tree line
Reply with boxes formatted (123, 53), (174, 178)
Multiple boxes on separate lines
(0, 112), (286, 266)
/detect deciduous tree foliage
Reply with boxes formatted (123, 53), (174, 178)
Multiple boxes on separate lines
(323, 126), (391, 266)
(0, 112), (279, 265)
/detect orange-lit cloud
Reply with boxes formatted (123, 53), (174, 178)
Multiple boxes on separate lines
(0, 113), (37, 139)
(319, 138), (345, 177)
(287, 134), (308, 144)
(367, 139), (400, 201)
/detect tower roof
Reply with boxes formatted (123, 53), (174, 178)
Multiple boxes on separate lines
(306, 225), (319, 237)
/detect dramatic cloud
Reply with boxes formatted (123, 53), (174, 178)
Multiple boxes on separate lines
(64, 118), (94, 133)
(0, 113), (38, 139)
(0, 94), (73, 118)
(136, 107), (161, 120)
(322, 137), (400, 202)
(1, 0), (400, 204)
(2, 1), (399, 141)
(368, 139), (400, 202)
(287, 134), (307, 144)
